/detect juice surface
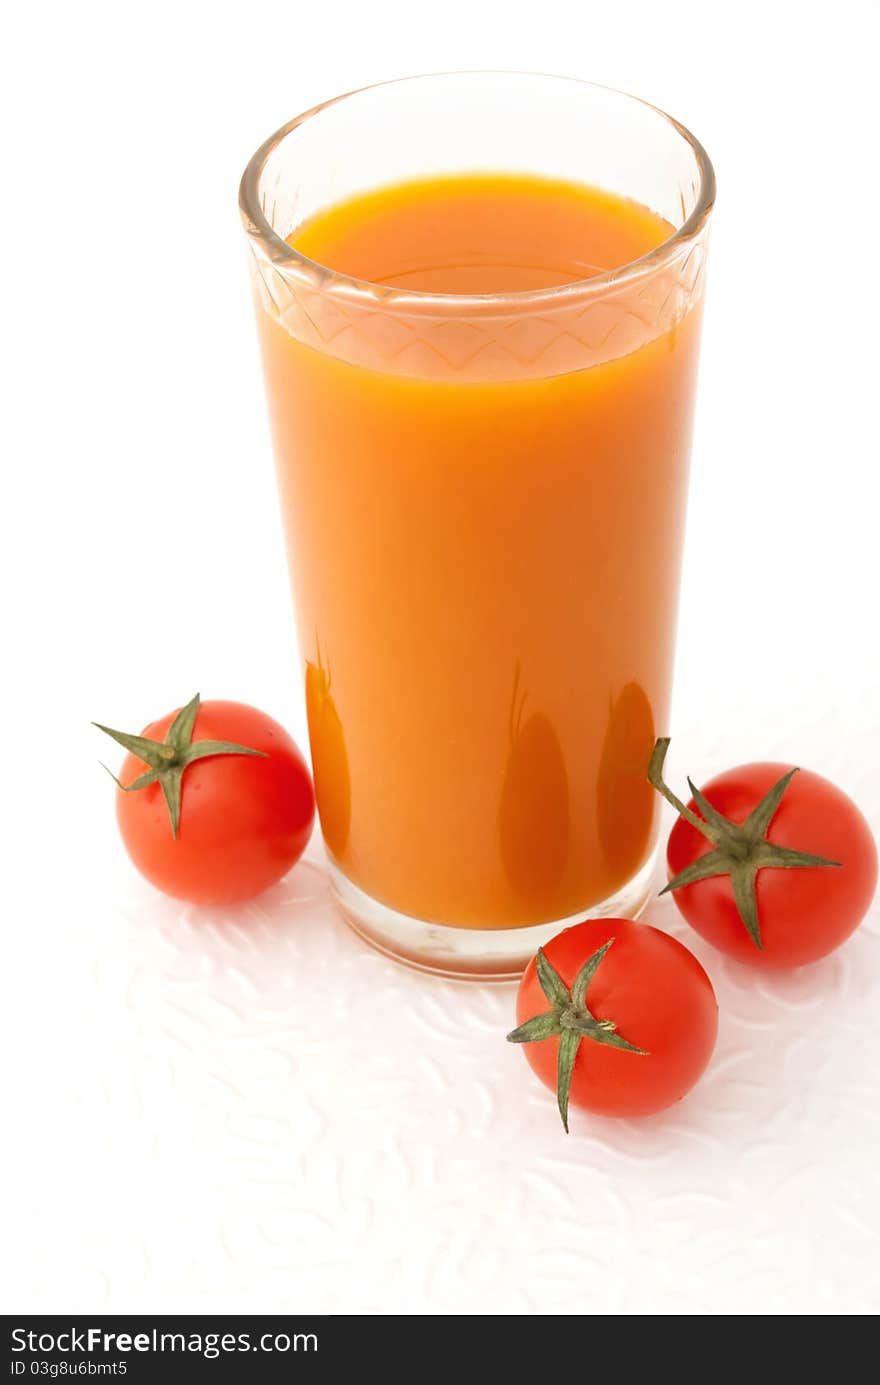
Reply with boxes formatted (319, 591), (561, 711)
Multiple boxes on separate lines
(292, 173), (670, 293)
(258, 174), (701, 928)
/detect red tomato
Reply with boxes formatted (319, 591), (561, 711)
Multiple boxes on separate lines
(104, 697), (315, 904)
(667, 763), (877, 968)
(511, 919), (718, 1123)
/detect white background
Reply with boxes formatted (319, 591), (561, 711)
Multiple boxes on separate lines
(4, 0), (879, 1316)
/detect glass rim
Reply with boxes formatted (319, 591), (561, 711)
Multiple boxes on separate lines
(238, 71), (716, 311)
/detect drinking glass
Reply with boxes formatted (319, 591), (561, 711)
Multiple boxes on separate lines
(239, 73), (715, 978)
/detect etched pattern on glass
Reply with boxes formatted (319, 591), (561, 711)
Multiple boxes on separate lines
(247, 233), (709, 381)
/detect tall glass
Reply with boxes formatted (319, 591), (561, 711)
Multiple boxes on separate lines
(239, 73), (714, 978)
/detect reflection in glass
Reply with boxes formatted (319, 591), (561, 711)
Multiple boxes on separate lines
(499, 664), (570, 911)
(305, 641), (351, 860)
(596, 681), (656, 882)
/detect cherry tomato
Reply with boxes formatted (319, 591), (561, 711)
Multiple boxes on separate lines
(100, 696), (315, 904)
(510, 918), (718, 1124)
(665, 761), (877, 968)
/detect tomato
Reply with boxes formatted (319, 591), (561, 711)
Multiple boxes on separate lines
(510, 918), (718, 1126)
(97, 694), (315, 904)
(660, 757), (878, 968)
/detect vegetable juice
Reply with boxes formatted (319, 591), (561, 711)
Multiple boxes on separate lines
(256, 174), (702, 928)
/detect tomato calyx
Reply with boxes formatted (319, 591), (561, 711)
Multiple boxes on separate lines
(648, 738), (841, 951)
(94, 693), (266, 839)
(507, 940), (647, 1132)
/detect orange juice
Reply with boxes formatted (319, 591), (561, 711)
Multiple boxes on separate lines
(256, 174), (702, 928)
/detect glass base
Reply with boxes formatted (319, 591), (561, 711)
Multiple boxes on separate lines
(328, 850), (659, 981)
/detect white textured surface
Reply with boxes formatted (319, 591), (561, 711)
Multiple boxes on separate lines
(5, 0), (880, 1317)
(6, 712), (879, 1316)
